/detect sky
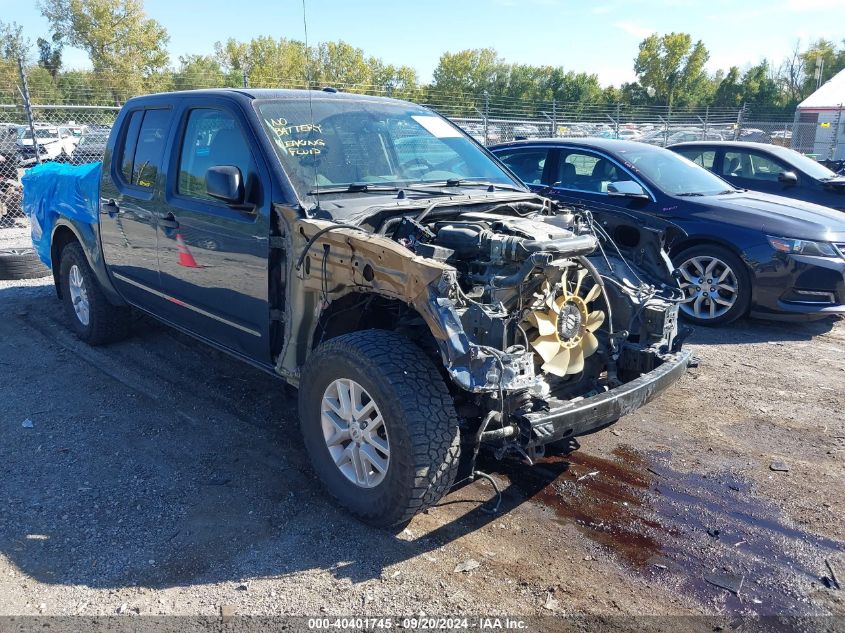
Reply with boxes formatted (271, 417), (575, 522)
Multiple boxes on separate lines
(5, 0), (845, 85)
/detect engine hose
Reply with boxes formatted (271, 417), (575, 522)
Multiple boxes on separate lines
(491, 252), (553, 288)
(577, 255), (615, 348)
(481, 425), (517, 441)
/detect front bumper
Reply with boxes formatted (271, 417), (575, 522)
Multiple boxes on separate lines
(523, 350), (692, 447)
(749, 246), (845, 319)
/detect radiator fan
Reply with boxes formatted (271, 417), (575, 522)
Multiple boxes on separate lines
(523, 268), (605, 377)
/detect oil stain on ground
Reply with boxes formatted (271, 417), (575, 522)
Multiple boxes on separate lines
(495, 445), (843, 616)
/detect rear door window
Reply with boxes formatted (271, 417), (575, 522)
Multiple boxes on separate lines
(495, 149), (549, 185)
(117, 108), (172, 189)
(675, 148), (715, 170)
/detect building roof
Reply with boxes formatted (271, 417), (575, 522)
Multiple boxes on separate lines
(798, 68), (845, 110)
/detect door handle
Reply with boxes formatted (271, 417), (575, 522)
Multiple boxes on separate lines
(159, 213), (180, 229)
(102, 198), (119, 217)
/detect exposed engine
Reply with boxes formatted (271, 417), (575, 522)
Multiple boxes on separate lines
(381, 201), (687, 461)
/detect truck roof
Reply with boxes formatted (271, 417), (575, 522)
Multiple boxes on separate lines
(123, 87), (410, 108)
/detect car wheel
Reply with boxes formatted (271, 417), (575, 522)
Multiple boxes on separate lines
(59, 242), (130, 344)
(0, 247), (50, 280)
(673, 244), (751, 326)
(299, 330), (460, 528)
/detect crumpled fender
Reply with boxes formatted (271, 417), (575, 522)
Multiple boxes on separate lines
(273, 205), (530, 391)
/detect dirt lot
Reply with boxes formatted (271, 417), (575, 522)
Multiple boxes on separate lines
(1, 276), (844, 625)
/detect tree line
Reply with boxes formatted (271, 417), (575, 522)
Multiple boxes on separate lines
(0, 0), (843, 116)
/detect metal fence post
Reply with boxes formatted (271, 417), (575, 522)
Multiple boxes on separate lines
(551, 98), (557, 137)
(614, 102), (621, 139)
(242, 67), (249, 88)
(17, 56), (40, 165)
(828, 103), (843, 162)
(483, 90), (490, 145)
(734, 103), (746, 141)
(703, 106), (709, 140)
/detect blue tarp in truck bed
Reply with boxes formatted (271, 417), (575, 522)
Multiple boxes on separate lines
(21, 161), (101, 269)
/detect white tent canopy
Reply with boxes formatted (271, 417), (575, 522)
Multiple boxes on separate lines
(798, 68), (845, 110)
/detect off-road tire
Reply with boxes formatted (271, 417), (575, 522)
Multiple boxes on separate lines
(0, 247), (50, 280)
(672, 244), (751, 327)
(299, 330), (461, 528)
(59, 242), (130, 345)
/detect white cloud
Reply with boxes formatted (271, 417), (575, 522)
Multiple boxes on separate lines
(592, 5), (612, 13)
(613, 21), (653, 39)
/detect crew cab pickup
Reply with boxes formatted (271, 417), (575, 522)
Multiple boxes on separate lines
(24, 89), (691, 527)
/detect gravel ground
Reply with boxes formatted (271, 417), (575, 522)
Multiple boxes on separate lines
(1, 276), (843, 625)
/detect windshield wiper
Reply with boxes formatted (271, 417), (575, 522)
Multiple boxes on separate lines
(308, 183), (402, 194)
(412, 178), (524, 192)
(675, 192), (705, 197)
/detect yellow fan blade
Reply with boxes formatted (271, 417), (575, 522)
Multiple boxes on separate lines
(530, 334), (561, 364)
(574, 267), (587, 296)
(566, 346), (585, 375)
(584, 284), (601, 304)
(582, 331), (599, 357)
(542, 348), (571, 377)
(533, 310), (557, 336)
(586, 310), (605, 332)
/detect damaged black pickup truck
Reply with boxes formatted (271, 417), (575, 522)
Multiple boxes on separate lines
(26, 89), (692, 526)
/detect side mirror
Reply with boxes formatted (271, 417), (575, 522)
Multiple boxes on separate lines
(778, 171), (798, 186)
(607, 180), (648, 199)
(206, 165), (244, 205)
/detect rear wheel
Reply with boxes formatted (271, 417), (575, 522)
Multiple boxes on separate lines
(59, 242), (130, 344)
(673, 244), (750, 326)
(299, 330), (460, 528)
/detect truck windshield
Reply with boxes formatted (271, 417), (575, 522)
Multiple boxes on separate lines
(255, 97), (520, 198)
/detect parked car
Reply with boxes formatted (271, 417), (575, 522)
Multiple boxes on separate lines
(491, 138), (845, 325)
(71, 129), (110, 164)
(22, 89), (690, 527)
(17, 125), (82, 165)
(669, 141), (845, 211)
(615, 128), (642, 141)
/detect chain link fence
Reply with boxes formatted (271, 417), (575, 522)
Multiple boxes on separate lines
(1, 63), (842, 245)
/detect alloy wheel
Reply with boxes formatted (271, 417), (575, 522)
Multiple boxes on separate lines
(678, 255), (738, 320)
(321, 378), (390, 488)
(68, 264), (90, 326)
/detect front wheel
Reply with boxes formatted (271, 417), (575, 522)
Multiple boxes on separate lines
(298, 330), (460, 528)
(673, 244), (751, 326)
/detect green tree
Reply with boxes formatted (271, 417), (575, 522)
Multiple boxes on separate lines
(739, 61), (780, 108)
(801, 38), (845, 94)
(430, 48), (503, 112)
(310, 40), (372, 89)
(39, 0), (169, 103)
(172, 54), (226, 90)
(368, 59), (419, 99)
(215, 36), (309, 88)
(0, 20), (30, 60)
(634, 32), (709, 108)
(712, 66), (742, 107)
(37, 34), (63, 79)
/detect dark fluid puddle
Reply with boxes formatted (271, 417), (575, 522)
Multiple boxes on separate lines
(491, 445), (844, 616)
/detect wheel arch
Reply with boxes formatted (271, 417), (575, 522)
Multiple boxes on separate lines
(668, 235), (753, 271)
(50, 218), (125, 306)
(312, 291), (442, 361)
(50, 224), (80, 299)
(669, 235), (755, 322)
